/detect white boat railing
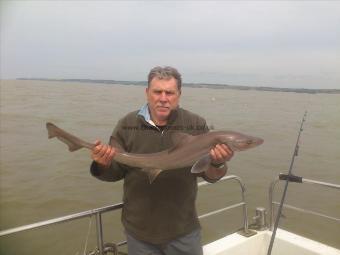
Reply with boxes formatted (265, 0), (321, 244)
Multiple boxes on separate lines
(0, 174), (249, 255)
(268, 173), (340, 230)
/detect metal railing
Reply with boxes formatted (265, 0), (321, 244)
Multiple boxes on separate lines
(198, 175), (251, 235)
(0, 174), (249, 254)
(269, 173), (340, 230)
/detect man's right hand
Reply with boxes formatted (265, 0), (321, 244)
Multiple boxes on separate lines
(91, 140), (116, 168)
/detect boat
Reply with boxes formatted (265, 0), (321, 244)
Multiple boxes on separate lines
(0, 174), (339, 255)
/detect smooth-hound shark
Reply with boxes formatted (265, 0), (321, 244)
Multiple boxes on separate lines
(46, 122), (263, 183)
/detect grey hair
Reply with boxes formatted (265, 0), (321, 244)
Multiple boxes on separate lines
(147, 66), (182, 91)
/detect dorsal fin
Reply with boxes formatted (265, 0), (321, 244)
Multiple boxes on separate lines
(109, 136), (125, 153)
(168, 132), (195, 152)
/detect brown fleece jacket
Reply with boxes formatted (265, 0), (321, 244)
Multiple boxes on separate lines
(90, 107), (210, 244)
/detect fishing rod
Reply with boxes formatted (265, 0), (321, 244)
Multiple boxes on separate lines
(267, 111), (308, 255)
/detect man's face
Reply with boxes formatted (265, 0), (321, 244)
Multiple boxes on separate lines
(146, 77), (181, 125)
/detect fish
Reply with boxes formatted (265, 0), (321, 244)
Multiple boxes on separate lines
(46, 122), (264, 183)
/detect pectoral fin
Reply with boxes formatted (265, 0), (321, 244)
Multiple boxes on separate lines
(191, 154), (212, 173)
(142, 168), (163, 184)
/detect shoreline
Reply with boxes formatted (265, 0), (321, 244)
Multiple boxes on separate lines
(13, 78), (340, 94)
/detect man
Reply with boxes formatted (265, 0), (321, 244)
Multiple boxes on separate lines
(90, 66), (233, 255)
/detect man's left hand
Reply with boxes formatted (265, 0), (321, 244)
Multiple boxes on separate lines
(210, 144), (234, 165)
(203, 144), (233, 182)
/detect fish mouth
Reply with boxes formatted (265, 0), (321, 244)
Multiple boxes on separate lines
(231, 137), (264, 151)
(247, 138), (264, 148)
(255, 138), (264, 145)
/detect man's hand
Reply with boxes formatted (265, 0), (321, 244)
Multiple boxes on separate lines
(210, 144), (234, 165)
(203, 144), (234, 181)
(91, 140), (116, 168)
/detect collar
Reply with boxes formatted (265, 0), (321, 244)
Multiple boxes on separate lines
(137, 104), (179, 127)
(137, 104), (157, 127)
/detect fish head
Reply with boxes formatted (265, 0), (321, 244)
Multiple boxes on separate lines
(217, 131), (264, 151)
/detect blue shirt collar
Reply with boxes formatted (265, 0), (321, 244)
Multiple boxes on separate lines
(137, 104), (157, 127)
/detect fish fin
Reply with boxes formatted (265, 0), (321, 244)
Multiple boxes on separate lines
(142, 168), (163, 184)
(46, 122), (58, 139)
(168, 132), (195, 152)
(191, 154), (212, 173)
(57, 136), (83, 152)
(109, 136), (125, 153)
(46, 122), (83, 152)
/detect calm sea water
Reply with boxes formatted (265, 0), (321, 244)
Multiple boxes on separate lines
(1, 80), (339, 254)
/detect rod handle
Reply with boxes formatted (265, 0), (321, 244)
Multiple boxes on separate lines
(279, 173), (303, 183)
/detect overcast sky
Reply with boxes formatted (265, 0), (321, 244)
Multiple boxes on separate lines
(1, 1), (339, 89)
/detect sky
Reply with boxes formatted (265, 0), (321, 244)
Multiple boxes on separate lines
(1, 1), (339, 89)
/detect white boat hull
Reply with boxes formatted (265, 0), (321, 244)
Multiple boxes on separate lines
(203, 228), (340, 255)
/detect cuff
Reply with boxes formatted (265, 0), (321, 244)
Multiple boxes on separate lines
(90, 161), (104, 176)
(202, 163), (228, 183)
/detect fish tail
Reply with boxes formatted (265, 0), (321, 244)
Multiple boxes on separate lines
(46, 122), (91, 152)
(46, 122), (58, 139)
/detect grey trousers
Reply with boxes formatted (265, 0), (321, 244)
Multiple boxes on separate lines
(126, 228), (203, 255)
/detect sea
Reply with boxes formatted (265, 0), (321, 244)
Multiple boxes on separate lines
(0, 80), (339, 254)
